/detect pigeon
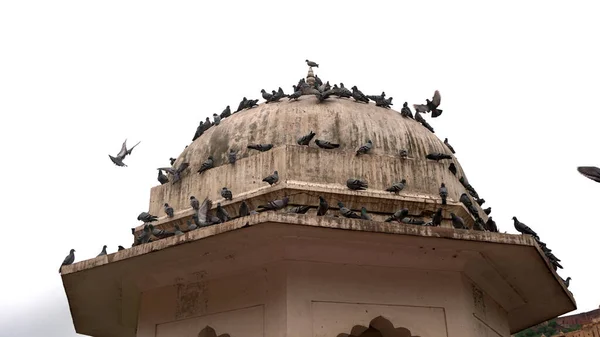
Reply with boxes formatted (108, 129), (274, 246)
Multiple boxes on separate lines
(151, 225), (174, 239)
(414, 112), (435, 133)
(315, 88), (335, 102)
(360, 207), (372, 220)
(444, 138), (455, 154)
(174, 224), (184, 236)
(164, 203), (174, 217)
(257, 196), (289, 211)
(386, 179), (406, 194)
(439, 183), (448, 205)
(58, 249), (75, 273)
(238, 201), (249, 217)
(426, 153), (452, 161)
(235, 97), (248, 113)
(194, 197), (212, 226)
(109, 139), (141, 167)
(137, 212), (158, 222)
(118, 245), (125, 251)
(317, 196), (329, 216)
(485, 217), (498, 232)
(334, 83), (352, 98)
(385, 208), (409, 222)
(351, 86), (369, 103)
(157, 162), (190, 184)
(157, 169), (169, 185)
(473, 218), (486, 231)
(367, 92), (385, 101)
(450, 213), (467, 229)
(212, 113), (221, 125)
(577, 166), (600, 183)
(483, 207), (491, 215)
(134, 225), (152, 245)
(270, 87), (288, 102)
(400, 102), (414, 119)
(449, 163), (457, 175)
(374, 96), (393, 109)
(315, 139), (340, 149)
(197, 156), (214, 174)
(216, 203), (230, 222)
(297, 131), (316, 146)
(306, 59), (319, 67)
(228, 149), (237, 164)
(220, 105), (231, 119)
(244, 99), (259, 109)
(287, 205), (311, 214)
(221, 187), (233, 200)
(169, 158), (176, 165)
(190, 196), (200, 210)
(263, 170), (279, 185)
(476, 198), (485, 206)
(460, 193), (472, 207)
(288, 88), (302, 101)
(512, 216), (539, 239)
(459, 177), (480, 199)
(563, 277), (571, 288)
(432, 208), (443, 226)
(402, 218), (426, 225)
(97, 245), (107, 257)
(347, 178), (368, 190)
(414, 90), (443, 118)
(399, 149), (408, 159)
(261, 89), (274, 102)
(204, 117), (211, 130)
(338, 202), (361, 218)
(247, 143), (274, 152)
(356, 140), (373, 156)
(192, 122), (204, 141)
(314, 75), (323, 86)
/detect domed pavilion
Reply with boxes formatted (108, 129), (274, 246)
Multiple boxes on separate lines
(61, 67), (575, 337)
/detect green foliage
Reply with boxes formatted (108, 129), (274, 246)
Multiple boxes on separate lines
(514, 320), (581, 337)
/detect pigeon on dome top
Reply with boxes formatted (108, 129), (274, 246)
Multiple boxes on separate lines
(305, 59), (319, 67)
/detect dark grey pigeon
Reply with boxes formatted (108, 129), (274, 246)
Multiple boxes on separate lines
(261, 89), (274, 102)
(194, 197), (212, 226)
(221, 187), (233, 200)
(306, 59), (319, 67)
(450, 213), (467, 229)
(367, 91), (385, 101)
(459, 177), (480, 200)
(360, 207), (372, 220)
(97, 245), (107, 257)
(186, 219), (198, 231)
(297, 131), (316, 146)
(338, 202), (361, 219)
(213, 114), (221, 125)
(59, 249), (75, 273)
(118, 245), (125, 251)
(335, 83), (352, 98)
(577, 166), (600, 183)
(414, 112), (435, 133)
(444, 138), (455, 154)
(449, 163), (457, 175)
(238, 201), (249, 217)
(402, 218), (425, 225)
(190, 196), (200, 210)
(216, 203), (230, 222)
(235, 97), (248, 113)
(228, 149), (237, 164)
(169, 158), (176, 165)
(270, 87), (288, 102)
(386, 179), (406, 194)
(220, 105), (231, 119)
(247, 143), (274, 152)
(439, 183), (448, 205)
(257, 196), (289, 211)
(432, 208), (443, 226)
(563, 277), (571, 288)
(476, 198), (485, 206)
(151, 225), (174, 239)
(262, 170), (279, 185)
(315, 88), (335, 102)
(426, 153), (452, 161)
(347, 178), (368, 190)
(134, 225), (152, 245)
(137, 212), (158, 222)
(157, 162), (190, 184)
(314, 75), (323, 86)
(474, 218), (486, 231)
(400, 102), (414, 119)
(460, 193), (473, 207)
(351, 86), (369, 103)
(164, 203), (174, 217)
(244, 99), (259, 109)
(288, 88), (302, 101)
(483, 207), (491, 215)
(399, 149), (408, 159)
(174, 224), (184, 236)
(317, 196), (329, 216)
(315, 139), (340, 149)
(375, 96), (393, 109)
(512, 216), (539, 239)
(485, 217), (498, 232)
(109, 139), (141, 167)
(356, 140), (373, 156)
(197, 156), (214, 174)
(192, 122), (204, 141)
(414, 90), (443, 118)
(157, 169), (169, 185)
(385, 208), (409, 222)
(287, 205), (311, 214)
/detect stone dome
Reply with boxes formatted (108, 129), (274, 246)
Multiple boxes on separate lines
(148, 93), (484, 228)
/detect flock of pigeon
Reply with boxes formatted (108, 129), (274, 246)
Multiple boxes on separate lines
(59, 60), (573, 289)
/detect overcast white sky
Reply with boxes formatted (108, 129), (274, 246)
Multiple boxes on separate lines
(1, 1), (599, 336)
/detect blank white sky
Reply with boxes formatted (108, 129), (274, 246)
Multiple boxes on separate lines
(0, 1), (598, 336)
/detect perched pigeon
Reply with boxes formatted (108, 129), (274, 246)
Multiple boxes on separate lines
(270, 87), (288, 102)
(197, 156), (214, 174)
(169, 158), (176, 165)
(476, 198), (485, 206)
(347, 178), (368, 190)
(374, 96), (393, 109)
(297, 131), (316, 146)
(439, 183), (448, 205)
(360, 207), (372, 220)
(399, 149), (408, 159)
(190, 196), (200, 210)
(137, 212), (158, 222)
(400, 102), (414, 119)
(109, 139), (141, 167)
(315, 139), (340, 149)
(118, 245), (125, 251)
(356, 140), (373, 156)
(512, 216), (539, 239)
(212, 113), (221, 125)
(473, 218), (486, 231)
(58, 249), (75, 273)
(444, 138), (455, 154)
(402, 218), (425, 225)
(157, 169), (169, 185)
(450, 213), (467, 229)
(216, 203), (230, 222)
(192, 122), (204, 141)
(426, 153), (452, 161)
(288, 88), (302, 101)
(261, 89), (274, 102)
(414, 90), (443, 118)
(157, 162), (190, 184)
(485, 217), (498, 232)
(314, 75), (323, 86)
(97, 245), (107, 257)
(459, 177), (480, 199)
(257, 196), (289, 211)
(287, 205), (311, 214)
(134, 225), (152, 245)
(577, 166), (600, 183)
(386, 179), (406, 194)
(247, 143), (274, 152)
(338, 202), (361, 219)
(221, 187), (233, 200)
(385, 208), (409, 222)
(164, 203), (174, 217)
(220, 105), (231, 119)
(238, 201), (249, 217)
(151, 226), (174, 239)
(315, 88), (335, 102)
(367, 91), (385, 101)
(351, 86), (369, 103)
(448, 163), (457, 175)
(334, 83), (352, 98)
(432, 208), (443, 226)
(317, 196), (329, 216)
(414, 112), (435, 133)
(483, 207), (491, 215)
(263, 170), (279, 185)
(235, 97), (248, 113)
(306, 59), (319, 67)
(244, 99), (259, 109)
(174, 224), (184, 236)
(460, 193), (472, 207)
(228, 149), (237, 164)
(563, 277), (571, 288)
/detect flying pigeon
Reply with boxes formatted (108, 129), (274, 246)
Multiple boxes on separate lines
(97, 245), (107, 257)
(317, 196), (328, 216)
(157, 169), (169, 185)
(426, 153), (452, 161)
(263, 170), (279, 185)
(137, 212), (158, 222)
(157, 162), (190, 184)
(400, 102), (414, 119)
(197, 156), (214, 174)
(257, 196), (289, 211)
(356, 140), (373, 156)
(385, 208), (409, 222)
(512, 216), (539, 239)
(190, 196), (200, 210)
(228, 149), (237, 164)
(164, 203), (174, 218)
(347, 178), (368, 190)
(450, 213), (467, 229)
(247, 143), (274, 152)
(414, 90), (443, 118)
(297, 131), (316, 146)
(306, 59), (319, 67)
(221, 187), (233, 200)
(577, 166), (600, 183)
(315, 139), (340, 149)
(360, 207), (372, 220)
(338, 202), (361, 218)
(439, 183), (448, 205)
(109, 139), (141, 167)
(444, 138), (456, 154)
(58, 249), (75, 273)
(194, 197), (213, 226)
(386, 179), (406, 194)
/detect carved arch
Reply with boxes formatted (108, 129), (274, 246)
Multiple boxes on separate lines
(336, 316), (419, 337)
(198, 325), (231, 337)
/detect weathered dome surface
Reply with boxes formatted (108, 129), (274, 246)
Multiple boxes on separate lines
(148, 94), (483, 229)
